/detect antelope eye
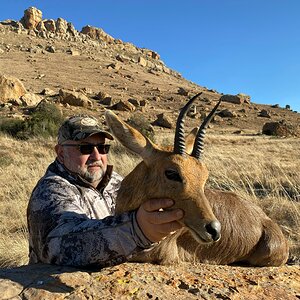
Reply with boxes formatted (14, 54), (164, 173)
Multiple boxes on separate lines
(165, 169), (182, 182)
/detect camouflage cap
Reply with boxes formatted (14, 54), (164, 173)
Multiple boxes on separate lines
(58, 114), (113, 144)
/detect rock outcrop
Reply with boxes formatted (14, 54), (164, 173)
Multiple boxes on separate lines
(20, 7), (42, 30)
(81, 25), (114, 43)
(0, 74), (27, 103)
(0, 263), (299, 299)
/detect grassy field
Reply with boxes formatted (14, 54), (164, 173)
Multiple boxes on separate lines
(0, 132), (299, 268)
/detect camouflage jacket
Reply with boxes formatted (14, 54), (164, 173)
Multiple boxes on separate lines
(27, 159), (153, 268)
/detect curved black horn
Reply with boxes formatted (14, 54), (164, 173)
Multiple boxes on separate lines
(191, 98), (222, 159)
(174, 92), (203, 155)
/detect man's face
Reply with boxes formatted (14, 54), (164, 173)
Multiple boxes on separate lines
(56, 134), (108, 188)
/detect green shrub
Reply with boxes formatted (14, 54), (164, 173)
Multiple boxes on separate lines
(0, 102), (64, 139)
(0, 118), (25, 137)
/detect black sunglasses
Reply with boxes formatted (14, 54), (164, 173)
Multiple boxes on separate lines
(62, 143), (111, 155)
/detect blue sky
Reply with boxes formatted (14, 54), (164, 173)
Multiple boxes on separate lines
(1, 1), (300, 112)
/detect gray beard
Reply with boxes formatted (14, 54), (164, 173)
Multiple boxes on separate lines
(82, 168), (105, 183)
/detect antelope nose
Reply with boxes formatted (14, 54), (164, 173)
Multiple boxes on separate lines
(205, 220), (221, 242)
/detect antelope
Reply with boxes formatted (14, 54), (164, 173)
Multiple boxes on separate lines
(105, 93), (289, 267)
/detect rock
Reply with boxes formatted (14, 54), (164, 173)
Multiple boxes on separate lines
(95, 92), (113, 105)
(0, 74), (27, 103)
(59, 89), (93, 108)
(218, 109), (237, 118)
(106, 63), (121, 70)
(212, 115), (223, 123)
(262, 120), (300, 137)
(40, 88), (56, 96)
(0, 263), (299, 299)
(67, 23), (77, 36)
(259, 109), (271, 118)
(128, 98), (140, 107)
(187, 105), (197, 118)
(220, 94), (250, 104)
(272, 104), (280, 108)
(177, 87), (189, 96)
(152, 113), (173, 128)
(111, 100), (136, 112)
(56, 18), (68, 34)
(66, 48), (80, 56)
(140, 99), (147, 107)
(138, 56), (147, 67)
(20, 7), (42, 30)
(81, 25), (114, 43)
(20, 92), (43, 106)
(45, 45), (55, 53)
(43, 19), (56, 32)
(116, 54), (130, 63)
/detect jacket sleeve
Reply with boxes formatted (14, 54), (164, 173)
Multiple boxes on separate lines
(27, 176), (153, 268)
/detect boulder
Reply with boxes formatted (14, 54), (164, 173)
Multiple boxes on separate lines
(56, 18), (68, 34)
(20, 92), (43, 106)
(111, 100), (135, 112)
(220, 94), (250, 104)
(218, 109), (237, 118)
(177, 87), (189, 96)
(138, 56), (147, 67)
(106, 63), (121, 70)
(0, 74), (27, 103)
(43, 19), (56, 32)
(152, 113), (173, 128)
(262, 121), (300, 137)
(59, 89), (93, 108)
(95, 92), (113, 106)
(128, 98), (140, 107)
(259, 109), (271, 118)
(20, 7), (42, 30)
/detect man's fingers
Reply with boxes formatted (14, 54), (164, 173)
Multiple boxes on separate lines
(153, 221), (183, 235)
(149, 209), (184, 225)
(136, 199), (184, 243)
(142, 198), (174, 212)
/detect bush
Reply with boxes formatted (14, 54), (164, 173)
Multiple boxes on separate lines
(126, 113), (155, 142)
(0, 102), (64, 139)
(0, 118), (25, 137)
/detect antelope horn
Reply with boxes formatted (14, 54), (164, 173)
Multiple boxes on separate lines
(174, 92), (203, 155)
(191, 98), (222, 159)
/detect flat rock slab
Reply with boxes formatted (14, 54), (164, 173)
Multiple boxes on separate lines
(0, 262), (299, 299)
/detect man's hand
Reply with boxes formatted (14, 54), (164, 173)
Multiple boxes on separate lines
(136, 199), (184, 242)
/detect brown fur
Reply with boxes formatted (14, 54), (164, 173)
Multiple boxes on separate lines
(106, 110), (289, 267)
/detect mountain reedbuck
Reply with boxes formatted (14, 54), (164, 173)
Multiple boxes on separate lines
(105, 93), (289, 267)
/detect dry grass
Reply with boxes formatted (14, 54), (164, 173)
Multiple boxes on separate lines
(0, 132), (299, 268)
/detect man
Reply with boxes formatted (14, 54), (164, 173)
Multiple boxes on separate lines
(27, 114), (183, 268)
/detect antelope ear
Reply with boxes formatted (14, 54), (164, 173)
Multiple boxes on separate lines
(185, 128), (198, 155)
(105, 110), (158, 162)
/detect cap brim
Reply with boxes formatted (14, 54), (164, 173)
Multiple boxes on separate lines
(74, 129), (114, 141)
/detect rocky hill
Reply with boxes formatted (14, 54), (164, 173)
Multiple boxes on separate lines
(0, 7), (299, 300)
(0, 7), (299, 138)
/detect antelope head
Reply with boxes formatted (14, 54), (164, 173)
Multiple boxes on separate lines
(105, 93), (222, 244)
